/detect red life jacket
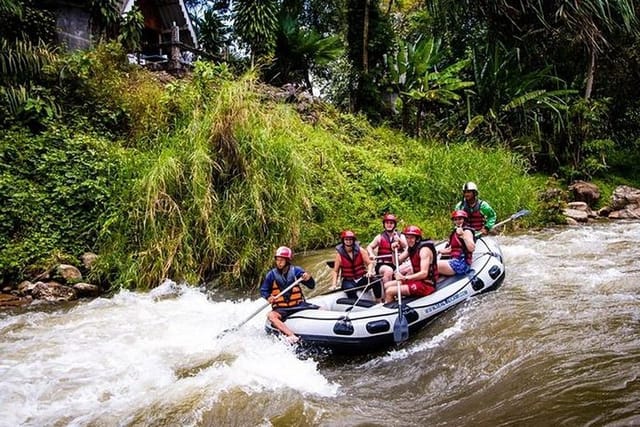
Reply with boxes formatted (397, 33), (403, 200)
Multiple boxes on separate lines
(336, 243), (367, 279)
(407, 240), (439, 284)
(461, 200), (486, 231)
(269, 268), (304, 308)
(377, 231), (396, 261)
(448, 227), (475, 265)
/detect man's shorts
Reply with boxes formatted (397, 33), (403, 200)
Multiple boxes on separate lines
(449, 258), (470, 275)
(274, 302), (319, 320)
(406, 280), (435, 297)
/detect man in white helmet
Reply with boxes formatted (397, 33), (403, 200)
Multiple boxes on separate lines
(454, 182), (497, 235)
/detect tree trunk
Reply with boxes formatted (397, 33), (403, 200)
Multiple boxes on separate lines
(362, 0), (369, 73)
(584, 48), (596, 100)
(304, 68), (313, 94)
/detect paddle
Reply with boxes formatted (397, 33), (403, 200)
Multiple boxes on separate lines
(491, 209), (531, 232)
(215, 276), (305, 339)
(316, 277), (382, 297)
(326, 254), (391, 269)
(392, 247), (409, 343)
(344, 275), (377, 312)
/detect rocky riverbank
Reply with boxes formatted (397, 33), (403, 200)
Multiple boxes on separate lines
(562, 182), (640, 223)
(0, 252), (102, 309)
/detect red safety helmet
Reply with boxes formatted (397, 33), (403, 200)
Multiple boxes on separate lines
(451, 210), (468, 219)
(382, 213), (397, 224)
(274, 246), (293, 260)
(341, 230), (356, 240)
(403, 225), (423, 238)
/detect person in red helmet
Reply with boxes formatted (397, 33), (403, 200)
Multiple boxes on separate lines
(331, 230), (375, 299)
(366, 213), (408, 301)
(438, 210), (476, 276)
(260, 246), (317, 343)
(455, 181), (497, 235)
(383, 225), (438, 303)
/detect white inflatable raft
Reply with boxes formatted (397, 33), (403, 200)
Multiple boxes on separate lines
(266, 236), (505, 354)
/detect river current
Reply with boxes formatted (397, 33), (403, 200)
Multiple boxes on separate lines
(1, 221), (639, 426)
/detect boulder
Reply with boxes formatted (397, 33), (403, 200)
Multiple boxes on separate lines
(0, 293), (32, 307)
(565, 217), (580, 225)
(31, 281), (77, 302)
(80, 252), (98, 270)
(17, 280), (36, 295)
(566, 201), (596, 218)
(610, 185), (640, 210)
(563, 208), (589, 222)
(57, 264), (82, 282)
(607, 206), (640, 219)
(568, 180), (600, 207)
(72, 282), (101, 298)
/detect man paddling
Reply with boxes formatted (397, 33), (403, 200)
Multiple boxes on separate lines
(259, 246), (317, 343)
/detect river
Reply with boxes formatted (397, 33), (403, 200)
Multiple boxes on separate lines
(1, 221), (639, 426)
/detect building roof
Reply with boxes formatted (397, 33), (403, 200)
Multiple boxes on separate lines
(121, 0), (197, 48)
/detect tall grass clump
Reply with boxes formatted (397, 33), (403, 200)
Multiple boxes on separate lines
(55, 43), (176, 143)
(95, 68), (314, 289)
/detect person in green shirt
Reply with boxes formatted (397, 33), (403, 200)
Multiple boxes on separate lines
(455, 182), (497, 235)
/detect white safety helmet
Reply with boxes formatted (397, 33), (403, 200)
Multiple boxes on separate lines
(462, 182), (478, 193)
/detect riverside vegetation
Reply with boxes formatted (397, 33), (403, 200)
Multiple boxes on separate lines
(0, 44), (632, 292)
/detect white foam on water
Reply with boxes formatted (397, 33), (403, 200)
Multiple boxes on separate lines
(0, 281), (338, 427)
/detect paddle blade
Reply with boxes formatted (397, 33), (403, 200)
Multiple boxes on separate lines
(393, 309), (409, 343)
(512, 209), (531, 219)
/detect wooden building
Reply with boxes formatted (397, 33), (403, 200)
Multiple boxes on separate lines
(53, 0), (197, 66)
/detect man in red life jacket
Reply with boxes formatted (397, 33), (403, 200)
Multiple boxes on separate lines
(383, 225), (437, 303)
(438, 210), (476, 276)
(260, 246), (317, 343)
(455, 182), (497, 236)
(366, 213), (408, 297)
(331, 230), (375, 299)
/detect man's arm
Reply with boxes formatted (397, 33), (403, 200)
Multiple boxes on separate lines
(361, 250), (375, 276)
(331, 254), (341, 287)
(415, 247), (432, 281)
(481, 201), (497, 230)
(294, 266), (315, 289)
(259, 271), (273, 299)
(366, 235), (379, 258)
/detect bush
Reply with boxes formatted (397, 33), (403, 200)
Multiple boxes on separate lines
(0, 125), (126, 284)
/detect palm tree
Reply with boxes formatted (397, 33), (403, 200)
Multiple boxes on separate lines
(233, 0), (279, 66)
(385, 37), (473, 136)
(269, 16), (343, 91)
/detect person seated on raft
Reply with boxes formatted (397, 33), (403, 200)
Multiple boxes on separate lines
(331, 230), (376, 300)
(366, 213), (409, 297)
(260, 246), (318, 344)
(383, 225), (438, 303)
(438, 210), (476, 277)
